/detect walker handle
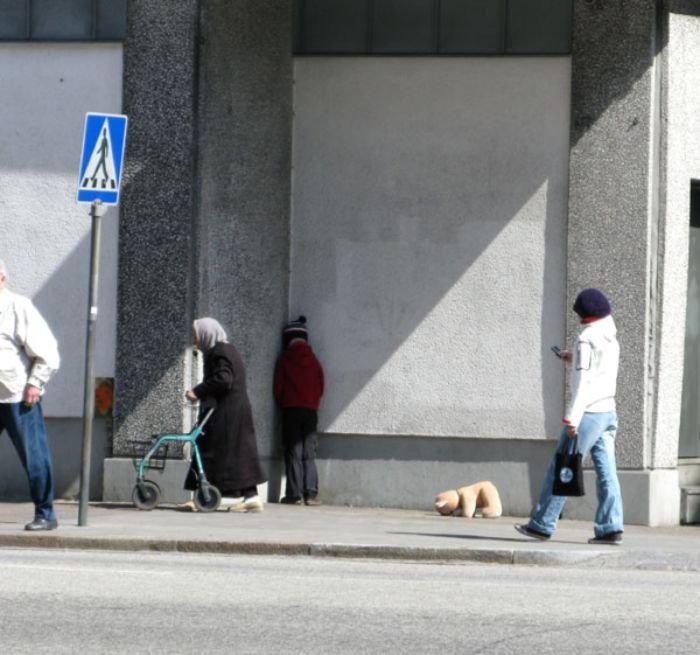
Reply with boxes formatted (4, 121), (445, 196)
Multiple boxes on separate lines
(197, 407), (216, 429)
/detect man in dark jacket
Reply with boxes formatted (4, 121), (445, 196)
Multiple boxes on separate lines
(273, 316), (324, 506)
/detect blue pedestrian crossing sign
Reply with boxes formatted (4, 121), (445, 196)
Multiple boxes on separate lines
(77, 112), (128, 205)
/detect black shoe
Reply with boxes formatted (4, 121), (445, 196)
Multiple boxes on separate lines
(514, 523), (551, 541)
(25, 517), (58, 531)
(304, 496), (322, 506)
(588, 531), (623, 545)
(280, 496), (302, 505)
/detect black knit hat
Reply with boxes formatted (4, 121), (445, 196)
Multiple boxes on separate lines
(282, 315), (308, 348)
(573, 288), (611, 319)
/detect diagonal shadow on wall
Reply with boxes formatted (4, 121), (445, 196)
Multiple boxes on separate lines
(290, 57), (570, 442)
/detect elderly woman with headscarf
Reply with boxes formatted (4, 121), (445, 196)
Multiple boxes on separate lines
(185, 317), (266, 512)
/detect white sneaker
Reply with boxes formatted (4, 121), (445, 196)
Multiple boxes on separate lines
(229, 495), (264, 513)
(218, 496), (244, 511)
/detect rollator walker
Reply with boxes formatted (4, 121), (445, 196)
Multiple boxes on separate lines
(131, 407), (222, 512)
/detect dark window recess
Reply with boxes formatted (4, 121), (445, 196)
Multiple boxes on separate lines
(293, 0), (304, 53)
(0, 0), (126, 41)
(440, 0), (505, 54)
(31, 0), (93, 40)
(299, 0), (370, 54)
(294, 0), (572, 56)
(96, 0), (127, 41)
(691, 183), (700, 229)
(0, 0), (27, 39)
(506, 0), (572, 54)
(373, 0), (436, 54)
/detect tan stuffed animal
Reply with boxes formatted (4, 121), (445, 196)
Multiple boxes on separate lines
(434, 481), (502, 518)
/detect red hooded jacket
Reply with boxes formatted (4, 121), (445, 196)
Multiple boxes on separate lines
(273, 340), (324, 410)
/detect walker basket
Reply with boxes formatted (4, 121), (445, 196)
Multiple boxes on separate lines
(130, 438), (170, 471)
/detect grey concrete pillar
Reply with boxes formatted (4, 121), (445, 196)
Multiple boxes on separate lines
(568, 0), (678, 523)
(114, 0), (201, 454)
(108, 0), (293, 503)
(195, 0), (293, 494)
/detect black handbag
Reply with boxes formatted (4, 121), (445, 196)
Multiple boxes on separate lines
(552, 436), (585, 496)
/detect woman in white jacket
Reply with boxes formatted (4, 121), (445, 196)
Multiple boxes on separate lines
(515, 288), (624, 545)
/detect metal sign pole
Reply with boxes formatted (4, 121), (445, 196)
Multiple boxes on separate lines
(78, 199), (105, 526)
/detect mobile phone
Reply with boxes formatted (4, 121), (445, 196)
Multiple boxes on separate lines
(551, 345), (563, 358)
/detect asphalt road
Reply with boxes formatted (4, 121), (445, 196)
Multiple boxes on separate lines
(0, 548), (696, 654)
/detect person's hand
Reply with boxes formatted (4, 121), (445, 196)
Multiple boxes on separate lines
(560, 349), (572, 363)
(185, 389), (198, 402)
(566, 425), (577, 439)
(23, 384), (42, 407)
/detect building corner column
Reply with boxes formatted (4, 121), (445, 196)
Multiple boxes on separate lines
(567, 0), (679, 524)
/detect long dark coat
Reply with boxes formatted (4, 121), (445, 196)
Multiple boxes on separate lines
(185, 342), (266, 495)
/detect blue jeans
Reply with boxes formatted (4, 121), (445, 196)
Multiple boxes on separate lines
(528, 411), (623, 537)
(0, 402), (56, 520)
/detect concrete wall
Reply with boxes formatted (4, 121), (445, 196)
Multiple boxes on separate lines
(293, 4), (689, 525)
(291, 57), (571, 441)
(317, 433), (554, 516)
(111, 0), (293, 501)
(0, 419), (107, 502)
(103, 0), (695, 525)
(0, 44), (122, 416)
(0, 43), (121, 500)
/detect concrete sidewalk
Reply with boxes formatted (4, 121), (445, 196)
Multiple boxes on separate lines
(0, 501), (699, 571)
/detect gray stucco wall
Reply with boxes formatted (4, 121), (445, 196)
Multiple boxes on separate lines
(0, 43), (121, 501)
(105, 0), (693, 525)
(317, 433), (554, 516)
(291, 57), (571, 441)
(0, 419), (107, 502)
(289, 56), (572, 518)
(0, 43), (122, 418)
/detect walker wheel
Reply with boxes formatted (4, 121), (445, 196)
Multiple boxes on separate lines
(193, 484), (221, 512)
(132, 480), (161, 510)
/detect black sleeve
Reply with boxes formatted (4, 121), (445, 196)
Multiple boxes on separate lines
(193, 351), (234, 399)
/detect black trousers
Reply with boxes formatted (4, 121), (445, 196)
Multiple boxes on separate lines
(282, 407), (319, 500)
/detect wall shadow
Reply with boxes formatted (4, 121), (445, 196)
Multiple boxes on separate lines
(569, 0), (667, 148)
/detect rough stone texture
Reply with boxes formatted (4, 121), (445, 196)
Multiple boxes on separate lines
(114, 0), (293, 494)
(195, 0), (293, 490)
(568, 0), (658, 469)
(114, 0), (200, 454)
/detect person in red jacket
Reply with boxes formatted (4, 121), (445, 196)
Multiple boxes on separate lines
(273, 316), (324, 506)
